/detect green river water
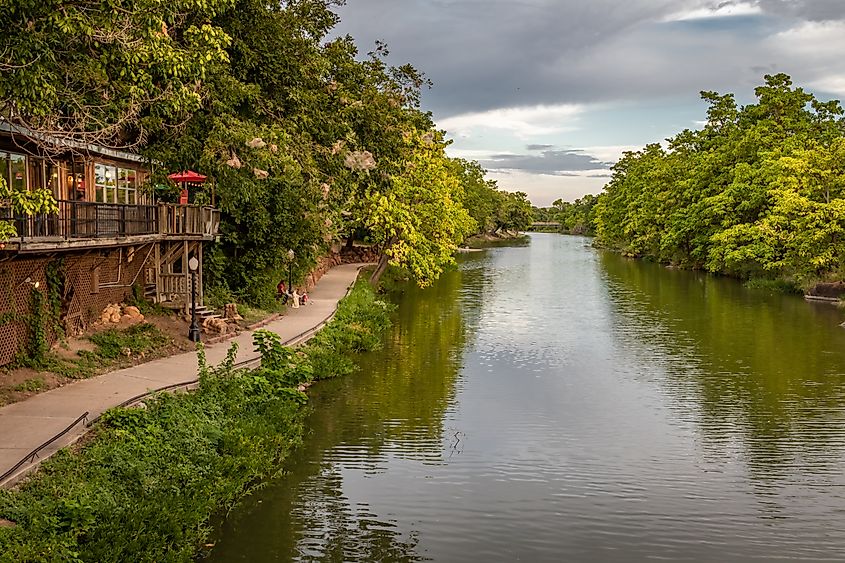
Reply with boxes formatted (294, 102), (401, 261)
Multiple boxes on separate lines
(206, 233), (845, 562)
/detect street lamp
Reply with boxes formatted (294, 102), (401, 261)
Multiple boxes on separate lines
(287, 249), (295, 294)
(188, 255), (201, 342)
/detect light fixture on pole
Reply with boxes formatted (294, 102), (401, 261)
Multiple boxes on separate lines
(287, 249), (295, 294)
(188, 255), (201, 342)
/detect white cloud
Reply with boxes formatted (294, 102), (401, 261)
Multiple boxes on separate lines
(487, 169), (609, 207)
(772, 20), (845, 55)
(437, 104), (585, 139)
(576, 145), (641, 163)
(663, 1), (762, 22)
(767, 20), (845, 97)
(811, 75), (845, 96)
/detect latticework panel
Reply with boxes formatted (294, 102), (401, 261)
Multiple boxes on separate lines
(0, 244), (153, 366)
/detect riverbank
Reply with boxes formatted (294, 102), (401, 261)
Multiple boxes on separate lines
(464, 231), (528, 247)
(0, 274), (394, 562)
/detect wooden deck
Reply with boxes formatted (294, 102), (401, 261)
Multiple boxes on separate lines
(1, 201), (220, 252)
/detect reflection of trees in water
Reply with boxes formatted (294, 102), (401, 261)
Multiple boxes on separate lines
(599, 252), (845, 481)
(207, 267), (470, 562)
(289, 468), (424, 563)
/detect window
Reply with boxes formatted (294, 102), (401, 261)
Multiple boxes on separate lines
(67, 161), (85, 201)
(3, 152), (27, 192)
(27, 158), (60, 198)
(95, 163), (140, 204)
(94, 163), (117, 203)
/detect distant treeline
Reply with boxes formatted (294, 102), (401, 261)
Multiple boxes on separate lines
(534, 74), (845, 289)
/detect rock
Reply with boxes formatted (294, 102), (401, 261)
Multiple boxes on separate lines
(124, 306), (141, 317)
(110, 313), (121, 323)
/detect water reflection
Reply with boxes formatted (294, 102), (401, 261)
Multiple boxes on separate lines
(209, 234), (845, 562)
(600, 253), (845, 486)
(207, 265), (470, 562)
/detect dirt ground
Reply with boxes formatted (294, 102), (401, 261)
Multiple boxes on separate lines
(0, 311), (198, 407)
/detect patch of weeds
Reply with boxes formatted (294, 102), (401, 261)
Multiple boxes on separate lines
(88, 323), (171, 360)
(303, 279), (395, 379)
(11, 378), (45, 393)
(237, 303), (278, 325)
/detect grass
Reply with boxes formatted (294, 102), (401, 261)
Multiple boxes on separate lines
(0, 281), (394, 562)
(11, 378), (45, 393)
(4, 322), (176, 383)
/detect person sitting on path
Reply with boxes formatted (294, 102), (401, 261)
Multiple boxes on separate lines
(276, 280), (288, 304)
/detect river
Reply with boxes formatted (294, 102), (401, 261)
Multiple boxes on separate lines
(207, 233), (845, 562)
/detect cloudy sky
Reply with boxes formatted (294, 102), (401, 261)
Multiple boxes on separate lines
(334, 0), (845, 206)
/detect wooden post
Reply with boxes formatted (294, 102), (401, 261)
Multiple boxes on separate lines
(198, 242), (204, 306)
(153, 242), (161, 304)
(183, 240), (189, 310)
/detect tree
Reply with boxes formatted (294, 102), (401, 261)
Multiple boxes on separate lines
(495, 191), (533, 233)
(0, 0), (232, 149)
(364, 130), (474, 287)
(594, 73), (845, 288)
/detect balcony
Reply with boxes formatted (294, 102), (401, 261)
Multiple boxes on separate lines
(0, 200), (220, 253)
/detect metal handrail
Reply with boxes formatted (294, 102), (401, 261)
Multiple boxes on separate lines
(0, 411), (89, 484)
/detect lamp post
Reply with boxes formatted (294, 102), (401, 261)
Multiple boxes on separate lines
(188, 255), (201, 342)
(287, 248), (295, 294)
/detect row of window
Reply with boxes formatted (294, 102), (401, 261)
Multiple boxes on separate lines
(0, 151), (146, 205)
(93, 163), (143, 205)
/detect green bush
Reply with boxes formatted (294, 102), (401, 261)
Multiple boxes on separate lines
(88, 323), (170, 360)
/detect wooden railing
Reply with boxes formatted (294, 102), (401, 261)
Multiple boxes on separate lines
(158, 273), (188, 300)
(0, 201), (220, 242)
(0, 200), (157, 240)
(159, 205), (220, 238)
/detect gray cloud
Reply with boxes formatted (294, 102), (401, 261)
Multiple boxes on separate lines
(758, 0), (845, 21)
(481, 149), (609, 175)
(526, 144), (555, 151)
(333, 0), (845, 118)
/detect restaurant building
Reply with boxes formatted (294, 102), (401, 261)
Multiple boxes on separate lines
(0, 122), (220, 366)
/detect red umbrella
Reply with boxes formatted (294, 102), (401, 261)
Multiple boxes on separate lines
(167, 170), (207, 184)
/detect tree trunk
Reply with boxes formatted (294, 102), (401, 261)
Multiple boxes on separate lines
(345, 234), (355, 250)
(369, 252), (390, 287)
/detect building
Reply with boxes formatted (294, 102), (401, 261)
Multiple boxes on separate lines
(0, 122), (220, 366)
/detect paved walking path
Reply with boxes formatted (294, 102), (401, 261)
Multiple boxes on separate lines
(0, 263), (368, 487)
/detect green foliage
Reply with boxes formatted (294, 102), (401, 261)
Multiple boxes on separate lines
(495, 190), (534, 233)
(364, 130), (475, 287)
(744, 277), (802, 294)
(137, 1), (507, 303)
(0, 277), (393, 561)
(11, 378), (45, 393)
(0, 0), (233, 148)
(594, 74), (845, 286)
(18, 287), (50, 369)
(0, 175), (60, 243)
(540, 194), (600, 235)
(298, 280), (395, 379)
(88, 323), (170, 360)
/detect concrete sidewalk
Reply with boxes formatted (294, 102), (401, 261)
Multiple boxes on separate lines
(0, 263), (368, 487)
